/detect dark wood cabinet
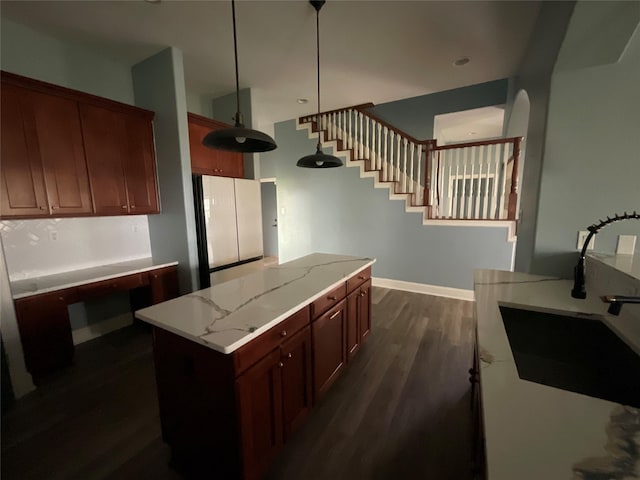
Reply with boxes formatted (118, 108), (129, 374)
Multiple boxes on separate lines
(14, 265), (178, 381)
(148, 266), (179, 304)
(14, 290), (77, 380)
(237, 348), (284, 480)
(312, 299), (347, 400)
(236, 325), (312, 480)
(149, 267), (372, 480)
(0, 71), (159, 219)
(1, 81), (93, 217)
(80, 103), (159, 215)
(358, 279), (372, 341)
(346, 290), (361, 360)
(187, 112), (244, 178)
(1, 82), (49, 217)
(280, 326), (313, 439)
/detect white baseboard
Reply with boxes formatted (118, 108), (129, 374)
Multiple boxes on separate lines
(372, 277), (475, 301)
(72, 313), (133, 345)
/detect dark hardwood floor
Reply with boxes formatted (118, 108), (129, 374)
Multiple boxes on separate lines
(1, 287), (475, 480)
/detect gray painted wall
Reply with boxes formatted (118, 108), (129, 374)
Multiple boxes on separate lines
(531, 2), (640, 278)
(263, 120), (514, 291)
(1, 16), (134, 104)
(186, 91), (214, 118)
(132, 48), (200, 293)
(368, 79), (508, 140)
(261, 182), (279, 257)
(509, 1), (576, 273)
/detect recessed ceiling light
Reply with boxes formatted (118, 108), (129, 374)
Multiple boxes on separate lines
(453, 57), (471, 67)
(468, 131), (477, 136)
(296, 98), (309, 104)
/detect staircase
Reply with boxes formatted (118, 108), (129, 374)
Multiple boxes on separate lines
(297, 104), (522, 227)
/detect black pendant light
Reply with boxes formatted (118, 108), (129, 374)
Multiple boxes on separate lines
(202, 0), (277, 153)
(297, 0), (343, 168)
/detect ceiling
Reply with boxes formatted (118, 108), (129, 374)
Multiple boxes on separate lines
(1, 0), (541, 127)
(434, 106), (505, 144)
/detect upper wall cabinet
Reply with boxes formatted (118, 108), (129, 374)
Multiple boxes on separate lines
(0, 71), (160, 219)
(187, 112), (244, 179)
(80, 104), (159, 215)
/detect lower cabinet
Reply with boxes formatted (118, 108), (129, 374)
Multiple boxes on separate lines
(312, 300), (347, 399)
(14, 290), (76, 379)
(151, 267), (372, 480)
(237, 326), (312, 480)
(470, 328), (487, 479)
(14, 266), (179, 381)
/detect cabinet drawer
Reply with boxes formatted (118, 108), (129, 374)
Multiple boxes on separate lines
(234, 306), (310, 376)
(347, 266), (371, 293)
(77, 273), (145, 299)
(311, 283), (347, 319)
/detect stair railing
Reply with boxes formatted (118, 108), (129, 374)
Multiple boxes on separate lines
(300, 105), (522, 221)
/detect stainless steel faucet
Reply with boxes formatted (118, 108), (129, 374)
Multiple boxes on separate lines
(601, 295), (640, 315)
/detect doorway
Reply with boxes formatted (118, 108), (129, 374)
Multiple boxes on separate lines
(260, 179), (278, 259)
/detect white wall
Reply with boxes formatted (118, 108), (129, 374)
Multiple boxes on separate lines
(1, 216), (151, 280)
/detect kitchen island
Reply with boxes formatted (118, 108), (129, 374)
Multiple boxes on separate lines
(474, 267), (640, 480)
(135, 253), (375, 479)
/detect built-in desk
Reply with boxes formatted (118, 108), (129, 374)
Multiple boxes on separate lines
(10, 258), (179, 382)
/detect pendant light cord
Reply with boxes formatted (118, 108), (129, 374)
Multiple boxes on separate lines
(315, 6), (322, 151)
(232, 0), (241, 126)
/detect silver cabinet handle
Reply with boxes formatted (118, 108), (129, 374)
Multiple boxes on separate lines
(329, 310), (340, 320)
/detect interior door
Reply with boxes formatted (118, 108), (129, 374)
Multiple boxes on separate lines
(202, 176), (239, 268)
(235, 178), (264, 261)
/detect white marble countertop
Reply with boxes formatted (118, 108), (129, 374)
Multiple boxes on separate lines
(135, 253), (375, 354)
(10, 258), (179, 299)
(474, 269), (640, 480)
(588, 252), (640, 282)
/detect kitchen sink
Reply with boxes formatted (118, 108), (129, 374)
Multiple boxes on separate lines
(498, 306), (640, 408)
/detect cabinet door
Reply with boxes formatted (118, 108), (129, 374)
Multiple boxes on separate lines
(0, 83), (49, 217)
(14, 291), (75, 379)
(202, 176), (239, 267)
(234, 178), (264, 261)
(217, 150), (244, 178)
(188, 117), (222, 176)
(29, 90), (93, 215)
(312, 299), (347, 400)
(123, 113), (159, 214)
(280, 326), (312, 439)
(236, 349), (283, 480)
(346, 290), (360, 361)
(149, 266), (179, 304)
(187, 113), (244, 178)
(358, 279), (372, 342)
(79, 103), (130, 215)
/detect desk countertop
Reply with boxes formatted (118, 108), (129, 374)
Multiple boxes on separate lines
(10, 258), (179, 300)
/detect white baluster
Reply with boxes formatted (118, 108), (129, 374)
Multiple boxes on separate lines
(489, 145), (499, 219)
(467, 147), (476, 219)
(347, 110), (352, 150)
(383, 127), (388, 181)
(365, 116), (370, 161)
(474, 146), (483, 219)
(389, 132), (395, 181)
(460, 148), (468, 218)
(402, 138), (408, 192)
(395, 135), (401, 185)
(370, 120), (376, 169)
(358, 112), (364, 158)
(482, 145), (493, 218)
(375, 123), (381, 171)
(498, 142), (510, 219)
(415, 144), (422, 200)
(409, 143), (415, 193)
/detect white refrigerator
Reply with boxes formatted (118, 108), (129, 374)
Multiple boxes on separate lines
(193, 175), (264, 288)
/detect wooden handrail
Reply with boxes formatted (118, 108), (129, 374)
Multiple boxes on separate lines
(299, 103), (375, 121)
(433, 136), (523, 151)
(351, 107), (428, 145)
